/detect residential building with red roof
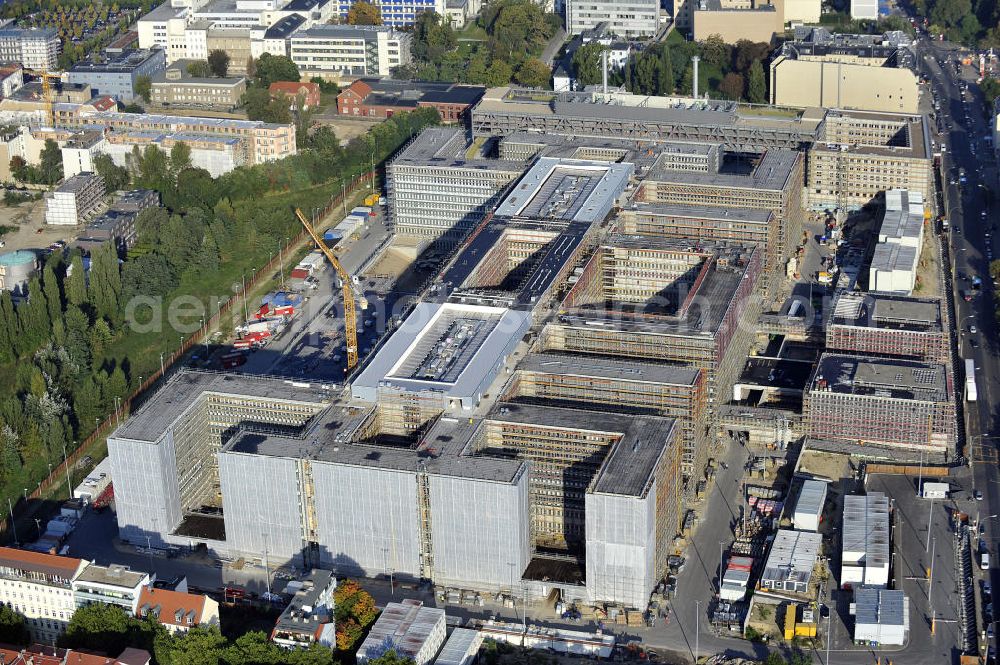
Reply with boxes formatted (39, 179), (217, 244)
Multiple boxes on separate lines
(0, 645), (151, 665)
(269, 81), (320, 110)
(0, 547), (88, 644)
(336, 78), (484, 123)
(135, 587), (220, 635)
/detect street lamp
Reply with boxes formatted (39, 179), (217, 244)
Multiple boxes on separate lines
(694, 599), (700, 663)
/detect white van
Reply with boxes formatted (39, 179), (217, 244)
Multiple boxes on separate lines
(983, 551), (991, 570)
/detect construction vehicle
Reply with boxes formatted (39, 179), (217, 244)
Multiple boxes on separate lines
(23, 69), (61, 128)
(294, 207), (365, 371)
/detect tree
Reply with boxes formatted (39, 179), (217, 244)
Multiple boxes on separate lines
(347, 0), (382, 24)
(134, 74), (151, 103)
(571, 41), (606, 86)
(747, 58), (766, 103)
(733, 39), (771, 73)
(93, 153), (130, 192)
(62, 603), (134, 655)
(242, 87), (291, 124)
(719, 72), (745, 100)
(65, 254), (87, 307)
(186, 60), (212, 78)
(88, 243), (122, 325)
(367, 650), (416, 665)
(484, 59), (514, 86)
(208, 49), (230, 77)
(0, 605), (28, 646)
(514, 58), (550, 88)
(170, 142), (192, 173)
(255, 53), (300, 88)
(40, 138), (63, 185)
(699, 34), (730, 67)
(411, 11), (456, 62)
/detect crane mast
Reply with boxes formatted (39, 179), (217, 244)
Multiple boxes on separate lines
(294, 208), (360, 371)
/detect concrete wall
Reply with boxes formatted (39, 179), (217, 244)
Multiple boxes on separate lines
(109, 432), (184, 548)
(771, 57), (919, 113)
(692, 8), (781, 42)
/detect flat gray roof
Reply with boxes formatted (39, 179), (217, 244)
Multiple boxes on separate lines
(494, 157), (633, 223)
(391, 126), (525, 172)
(854, 587), (907, 627)
(627, 202), (773, 225)
(74, 563), (147, 588)
(56, 172), (101, 194)
(488, 402), (676, 497)
(114, 371), (334, 442)
(812, 353), (948, 402)
(830, 293), (941, 332)
(646, 148), (799, 192)
(516, 352), (701, 386)
(274, 569), (334, 635)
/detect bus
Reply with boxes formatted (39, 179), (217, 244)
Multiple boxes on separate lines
(966, 358), (978, 402)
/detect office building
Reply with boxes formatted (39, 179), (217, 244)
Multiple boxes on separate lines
(67, 49), (167, 102)
(770, 29), (919, 113)
(335, 0), (445, 27)
(841, 492), (890, 589)
(271, 569), (337, 648)
(337, 78), (482, 122)
(0, 27), (59, 70)
(45, 172), (106, 226)
(472, 87), (823, 151)
(827, 293), (947, 363)
(72, 564), (149, 613)
(0, 547), (88, 644)
(852, 587), (909, 645)
(617, 203), (774, 252)
(565, 0), (659, 38)
(150, 61), (247, 110)
(136, 4), (190, 62)
(692, 0), (782, 43)
(807, 111), (932, 210)
(503, 353), (707, 478)
(136, 587), (221, 634)
(386, 126), (524, 244)
(805, 353), (956, 458)
(759, 529), (821, 595)
(289, 25), (411, 78)
(357, 600), (446, 665)
(869, 189), (925, 295)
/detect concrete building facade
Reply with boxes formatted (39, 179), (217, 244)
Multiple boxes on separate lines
(67, 49), (167, 102)
(45, 172), (106, 226)
(565, 0), (659, 38)
(0, 548), (88, 644)
(0, 28), (59, 70)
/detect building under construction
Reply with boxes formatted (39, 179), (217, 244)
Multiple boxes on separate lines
(826, 293), (947, 363)
(617, 203), (775, 255)
(635, 148), (804, 276)
(503, 352), (706, 479)
(385, 126), (525, 246)
(807, 110), (933, 209)
(541, 236), (763, 445)
(804, 353), (956, 459)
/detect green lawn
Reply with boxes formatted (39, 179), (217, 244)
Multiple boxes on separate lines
(456, 20), (488, 41)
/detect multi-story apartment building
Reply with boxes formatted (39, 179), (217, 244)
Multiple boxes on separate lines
(565, 0), (659, 38)
(67, 49), (167, 102)
(770, 28), (919, 113)
(136, 4), (191, 62)
(71, 563), (149, 614)
(805, 353), (957, 459)
(827, 293), (948, 363)
(44, 172), (106, 226)
(807, 110), (932, 209)
(288, 24), (411, 78)
(136, 587), (221, 634)
(386, 126), (524, 245)
(0, 28), (59, 70)
(0, 548), (88, 644)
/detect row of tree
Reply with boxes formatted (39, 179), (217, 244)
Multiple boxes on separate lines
(572, 36), (770, 103)
(398, 0), (557, 88)
(913, 0), (1000, 48)
(0, 106), (442, 515)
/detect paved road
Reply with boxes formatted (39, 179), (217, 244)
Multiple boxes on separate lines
(916, 34), (1000, 660)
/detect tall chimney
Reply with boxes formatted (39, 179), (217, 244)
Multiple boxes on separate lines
(692, 55), (700, 98)
(601, 50), (608, 94)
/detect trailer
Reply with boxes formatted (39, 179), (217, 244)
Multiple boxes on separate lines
(966, 358), (978, 402)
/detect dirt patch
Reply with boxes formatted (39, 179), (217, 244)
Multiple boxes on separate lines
(366, 237), (422, 279)
(795, 448), (853, 482)
(311, 115), (381, 144)
(0, 198), (64, 252)
(912, 223), (941, 298)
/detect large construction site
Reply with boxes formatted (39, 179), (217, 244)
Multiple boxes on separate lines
(108, 85), (954, 624)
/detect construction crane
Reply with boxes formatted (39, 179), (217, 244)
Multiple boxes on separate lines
(294, 207), (363, 371)
(23, 69), (60, 128)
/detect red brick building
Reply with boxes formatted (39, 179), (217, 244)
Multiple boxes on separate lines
(269, 81), (321, 110)
(336, 78), (485, 123)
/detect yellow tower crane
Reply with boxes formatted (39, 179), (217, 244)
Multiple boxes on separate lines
(294, 207), (364, 371)
(23, 69), (60, 128)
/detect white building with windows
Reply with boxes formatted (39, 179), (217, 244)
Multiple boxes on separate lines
(45, 172), (106, 226)
(0, 27), (59, 70)
(0, 547), (88, 645)
(72, 563), (149, 614)
(288, 24), (410, 78)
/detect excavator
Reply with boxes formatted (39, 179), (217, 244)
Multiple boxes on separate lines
(294, 208), (366, 372)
